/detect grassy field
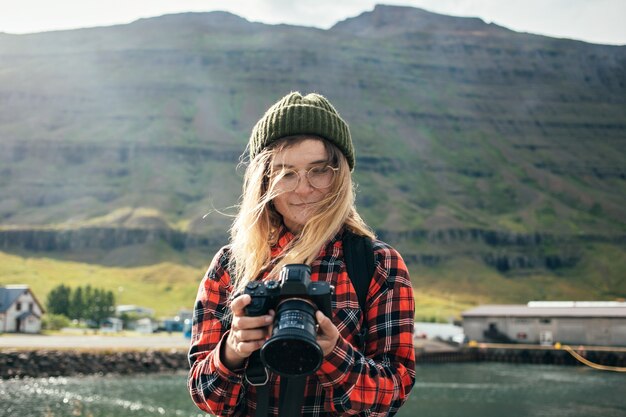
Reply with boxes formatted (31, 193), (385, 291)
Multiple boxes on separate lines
(0, 249), (487, 321)
(0, 251), (200, 318)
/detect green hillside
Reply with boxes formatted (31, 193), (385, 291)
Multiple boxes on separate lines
(0, 251), (199, 318)
(0, 5), (624, 318)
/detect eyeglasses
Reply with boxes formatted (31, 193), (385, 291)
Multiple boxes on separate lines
(270, 165), (338, 192)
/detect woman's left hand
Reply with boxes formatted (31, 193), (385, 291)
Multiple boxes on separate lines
(315, 310), (340, 357)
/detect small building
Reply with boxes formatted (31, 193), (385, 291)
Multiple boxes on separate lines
(115, 304), (155, 317)
(161, 317), (184, 332)
(0, 285), (45, 333)
(160, 309), (193, 333)
(462, 301), (626, 347)
(135, 317), (157, 334)
(100, 317), (124, 333)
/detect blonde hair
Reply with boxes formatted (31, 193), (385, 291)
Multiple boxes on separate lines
(229, 136), (373, 295)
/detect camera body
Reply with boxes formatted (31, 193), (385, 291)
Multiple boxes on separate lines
(244, 264), (332, 318)
(243, 264), (333, 377)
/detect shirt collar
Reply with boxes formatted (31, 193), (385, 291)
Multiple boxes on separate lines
(271, 227), (295, 257)
(270, 225), (345, 257)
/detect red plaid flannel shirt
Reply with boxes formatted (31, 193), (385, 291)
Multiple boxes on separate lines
(188, 229), (416, 416)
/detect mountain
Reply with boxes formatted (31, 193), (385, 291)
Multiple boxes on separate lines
(1, 5), (625, 316)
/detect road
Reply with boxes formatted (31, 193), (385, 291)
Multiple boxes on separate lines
(0, 333), (190, 350)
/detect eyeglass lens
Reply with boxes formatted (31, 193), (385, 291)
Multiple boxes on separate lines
(273, 166), (335, 191)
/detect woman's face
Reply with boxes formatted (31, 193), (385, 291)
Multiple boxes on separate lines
(270, 138), (333, 233)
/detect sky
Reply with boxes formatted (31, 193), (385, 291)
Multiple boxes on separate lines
(0, 0), (625, 45)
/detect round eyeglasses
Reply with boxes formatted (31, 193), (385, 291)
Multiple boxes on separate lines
(270, 165), (338, 192)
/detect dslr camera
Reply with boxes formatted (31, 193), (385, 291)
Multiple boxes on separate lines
(244, 264), (333, 377)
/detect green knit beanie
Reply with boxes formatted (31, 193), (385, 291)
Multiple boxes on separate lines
(249, 92), (355, 170)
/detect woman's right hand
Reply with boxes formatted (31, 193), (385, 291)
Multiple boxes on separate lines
(221, 294), (274, 370)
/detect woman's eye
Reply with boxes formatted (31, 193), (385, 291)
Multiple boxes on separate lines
(310, 167), (327, 175)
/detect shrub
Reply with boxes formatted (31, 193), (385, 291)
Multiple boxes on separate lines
(41, 313), (71, 331)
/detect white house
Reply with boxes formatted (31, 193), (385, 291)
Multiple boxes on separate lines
(0, 285), (45, 333)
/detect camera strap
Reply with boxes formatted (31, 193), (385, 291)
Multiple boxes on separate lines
(249, 230), (376, 417)
(278, 376), (306, 417)
(251, 371), (306, 417)
(247, 350), (271, 417)
(248, 352), (306, 417)
(255, 384), (271, 417)
(246, 351), (269, 385)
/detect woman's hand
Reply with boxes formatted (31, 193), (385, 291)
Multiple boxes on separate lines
(222, 294), (274, 370)
(316, 310), (340, 357)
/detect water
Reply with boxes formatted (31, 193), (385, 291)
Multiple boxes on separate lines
(0, 363), (624, 417)
(410, 363), (625, 417)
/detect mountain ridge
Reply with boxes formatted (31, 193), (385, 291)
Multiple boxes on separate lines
(0, 4), (624, 308)
(331, 4), (512, 38)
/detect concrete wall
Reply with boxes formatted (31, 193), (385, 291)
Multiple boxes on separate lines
(1, 349), (188, 379)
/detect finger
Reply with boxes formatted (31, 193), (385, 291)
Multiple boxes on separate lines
(225, 332), (264, 362)
(316, 310), (333, 333)
(233, 328), (269, 343)
(267, 309), (275, 335)
(233, 314), (273, 331)
(235, 339), (266, 356)
(230, 294), (252, 316)
(315, 311), (339, 357)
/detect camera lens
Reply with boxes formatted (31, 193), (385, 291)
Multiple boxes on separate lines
(260, 299), (322, 377)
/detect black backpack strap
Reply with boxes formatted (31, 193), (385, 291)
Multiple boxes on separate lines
(342, 230), (376, 351)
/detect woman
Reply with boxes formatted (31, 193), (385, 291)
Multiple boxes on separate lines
(188, 92), (416, 416)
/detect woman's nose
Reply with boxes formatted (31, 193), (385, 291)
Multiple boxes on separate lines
(294, 171), (315, 193)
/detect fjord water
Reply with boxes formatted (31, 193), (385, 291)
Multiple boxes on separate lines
(0, 363), (624, 417)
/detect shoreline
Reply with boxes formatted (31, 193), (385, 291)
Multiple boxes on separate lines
(3, 335), (626, 379)
(0, 348), (188, 379)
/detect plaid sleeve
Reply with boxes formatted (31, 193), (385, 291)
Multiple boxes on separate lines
(316, 243), (416, 416)
(188, 247), (247, 416)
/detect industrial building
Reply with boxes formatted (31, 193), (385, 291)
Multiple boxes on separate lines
(462, 301), (626, 347)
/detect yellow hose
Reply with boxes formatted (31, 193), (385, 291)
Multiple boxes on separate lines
(557, 344), (626, 373)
